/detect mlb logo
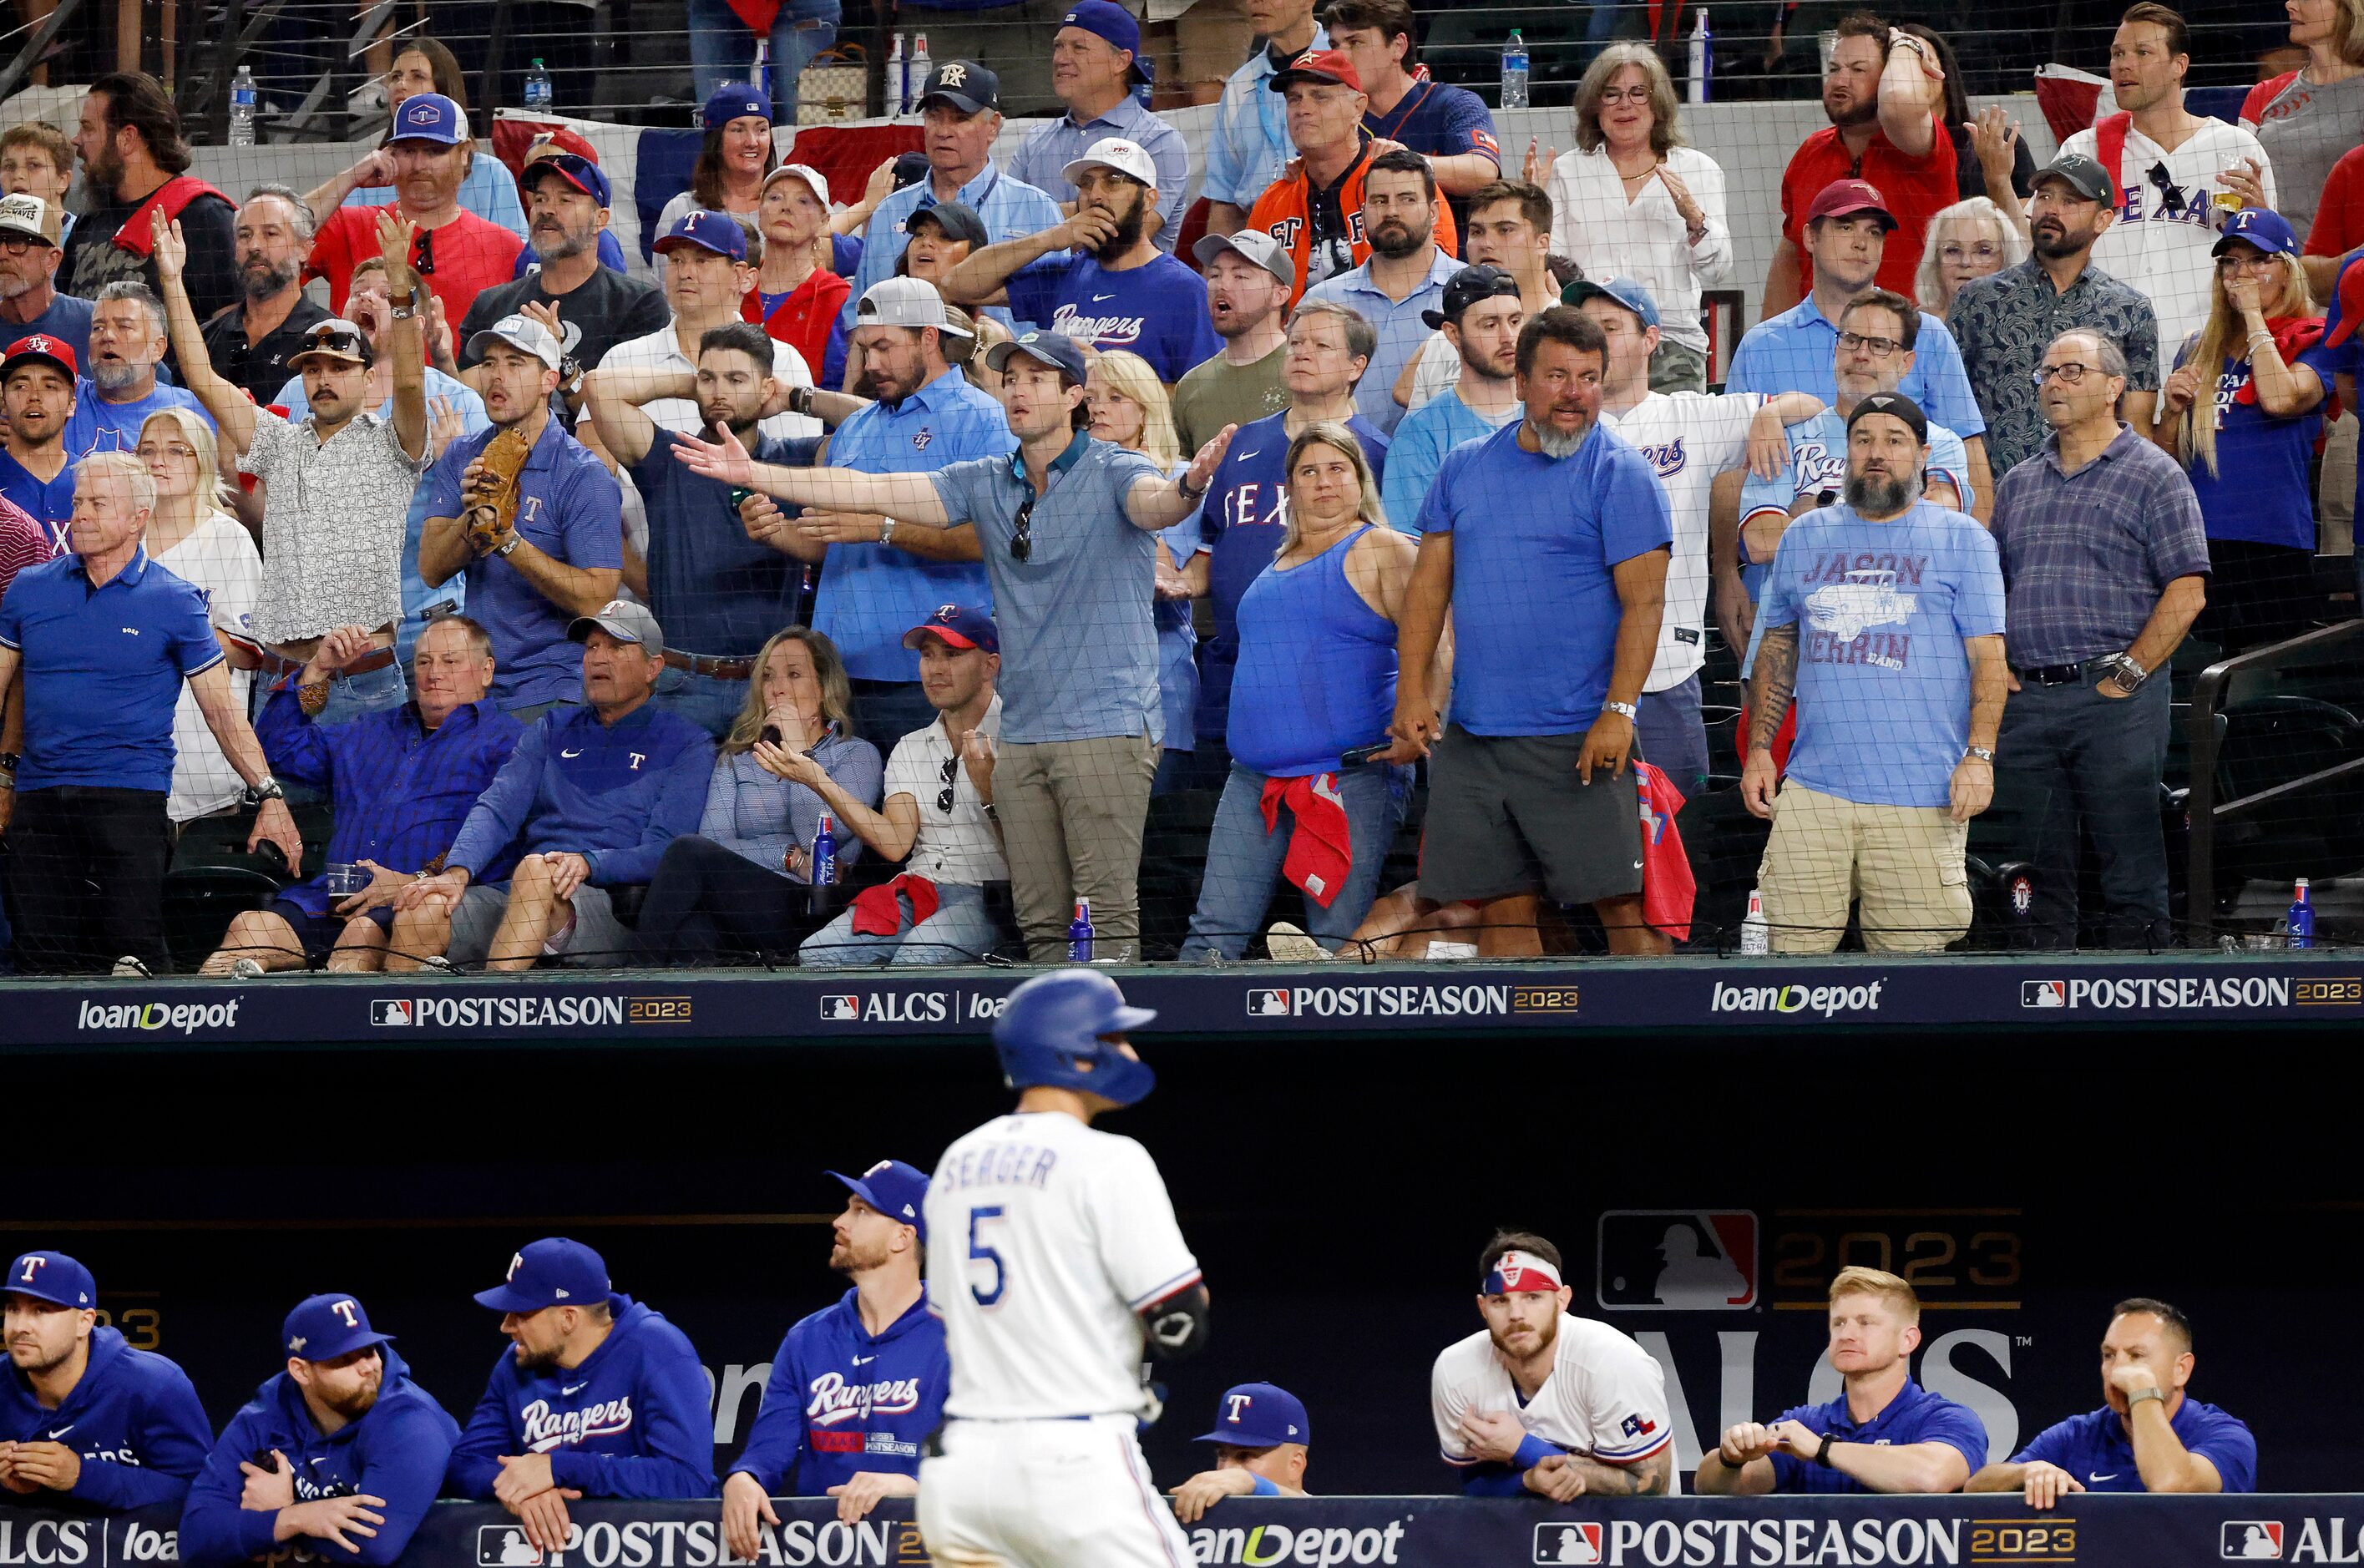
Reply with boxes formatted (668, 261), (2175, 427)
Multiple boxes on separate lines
(819, 994), (862, 1022)
(1597, 1211), (1758, 1310)
(370, 999), (415, 1027)
(1245, 989), (1293, 1017)
(478, 1523), (549, 1565)
(1534, 1523), (1603, 1565)
(2022, 980), (2066, 1009)
(2224, 1522), (2284, 1559)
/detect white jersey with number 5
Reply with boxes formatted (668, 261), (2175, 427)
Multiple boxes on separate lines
(926, 1110), (1201, 1420)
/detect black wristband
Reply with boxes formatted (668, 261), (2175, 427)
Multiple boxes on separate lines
(1815, 1432), (1837, 1468)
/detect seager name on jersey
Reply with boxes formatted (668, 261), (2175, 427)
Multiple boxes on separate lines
(806, 1373), (925, 1426)
(521, 1396), (635, 1451)
(934, 1141), (1060, 1192)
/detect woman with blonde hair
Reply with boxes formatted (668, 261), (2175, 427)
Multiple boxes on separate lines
(1179, 422), (1438, 961)
(1531, 43), (1729, 392)
(135, 407), (261, 827)
(2155, 210), (2332, 650)
(634, 626), (883, 964)
(2241, 0), (2364, 242)
(1086, 350), (1197, 795)
(1916, 199), (2028, 316)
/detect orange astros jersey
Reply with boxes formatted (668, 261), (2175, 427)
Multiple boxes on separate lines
(1245, 144), (1460, 308)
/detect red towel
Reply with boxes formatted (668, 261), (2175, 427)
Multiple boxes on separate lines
(849, 873), (940, 937)
(1259, 772), (1354, 909)
(1636, 763), (1697, 942)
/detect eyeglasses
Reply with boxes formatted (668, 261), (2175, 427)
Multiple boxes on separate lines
(1938, 242), (2002, 265)
(134, 443), (200, 462)
(0, 235), (45, 254)
(414, 225), (436, 276)
(1597, 86), (1653, 106)
(1837, 331), (1903, 357)
(1010, 496), (1035, 562)
(2032, 362), (2100, 386)
(937, 753), (959, 813)
(2215, 251), (2280, 274)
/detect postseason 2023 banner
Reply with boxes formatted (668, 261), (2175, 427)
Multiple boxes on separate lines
(5, 1495), (2361, 1567)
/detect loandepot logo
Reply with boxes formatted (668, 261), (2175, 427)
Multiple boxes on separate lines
(1710, 980), (1884, 1018)
(1188, 1519), (1410, 1565)
(76, 998), (240, 1034)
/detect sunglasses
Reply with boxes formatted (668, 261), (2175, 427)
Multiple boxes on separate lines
(2146, 162), (2188, 216)
(308, 330), (367, 357)
(414, 225), (436, 276)
(937, 753), (959, 813)
(1010, 496), (1035, 562)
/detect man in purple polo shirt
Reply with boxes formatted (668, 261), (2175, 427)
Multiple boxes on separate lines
(1697, 1267), (1986, 1495)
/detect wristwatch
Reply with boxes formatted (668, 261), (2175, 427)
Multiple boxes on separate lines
(790, 385), (816, 418)
(388, 286), (422, 320)
(491, 534), (522, 558)
(1965, 746), (1997, 764)
(1603, 701), (1639, 721)
(878, 517), (898, 546)
(558, 356), (585, 399)
(2125, 1385), (2166, 1409)
(1176, 468), (1208, 503)
(1814, 1431), (1838, 1467)
(2103, 651), (2150, 692)
(243, 776), (286, 807)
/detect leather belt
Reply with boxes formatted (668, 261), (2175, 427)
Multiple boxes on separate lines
(2013, 658), (2108, 686)
(261, 645), (399, 680)
(663, 649), (756, 680)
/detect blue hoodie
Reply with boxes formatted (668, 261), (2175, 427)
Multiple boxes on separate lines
(178, 1347), (459, 1567)
(0, 1327), (212, 1511)
(448, 1297), (715, 1500)
(728, 1290), (947, 1497)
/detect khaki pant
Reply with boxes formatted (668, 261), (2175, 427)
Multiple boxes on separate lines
(996, 733), (1158, 962)
(1757, 781), (1971, 953)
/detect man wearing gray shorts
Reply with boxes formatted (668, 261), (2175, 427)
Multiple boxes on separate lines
(389, 600), (715, 970)
(1390, 307), (1675, 957)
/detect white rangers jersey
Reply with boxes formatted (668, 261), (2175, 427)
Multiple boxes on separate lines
(1431, 1313), (1678, 1485)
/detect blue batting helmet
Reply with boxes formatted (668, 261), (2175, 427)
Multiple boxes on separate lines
(993, 969), (1157, 1106)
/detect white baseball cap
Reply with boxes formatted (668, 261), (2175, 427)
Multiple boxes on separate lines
(760, 162), (832, 209)
(466, 312), (564, 372)
(1061, 136), (1157, 191)
(856, 277), (974, 338)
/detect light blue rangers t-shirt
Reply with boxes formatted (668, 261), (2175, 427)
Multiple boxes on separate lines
(929, 430), (1166, 746)
(1737, 409), (1975, 598)
(1759, 498), (2006, 809)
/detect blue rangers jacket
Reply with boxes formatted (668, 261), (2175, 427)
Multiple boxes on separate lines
(728, 1290), (947, 1496)
(448, 1297), (716, 1499)
(0, 1327), (212, 1511)
(178, 1347), (458, 1566)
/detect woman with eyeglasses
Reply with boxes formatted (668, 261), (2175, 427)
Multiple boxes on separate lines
(634, 627), (882, 964)
(1178, 423), (1438, 962)
(2154, 210), (2334, 651)
(1528, 44), (1729, 393)
(1916, 199), (2028, 318)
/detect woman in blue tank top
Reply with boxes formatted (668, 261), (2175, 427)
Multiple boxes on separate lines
(1179, 423), (1436, 962)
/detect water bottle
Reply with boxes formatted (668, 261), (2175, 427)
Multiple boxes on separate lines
(809, 813), (839, 915)
(1739, 888), (1769, 954)
(887, 33), (906, 114)
(2288, 878), (2315, 949)
(1500, 30), (1529, 111)
(909, 34), (932, 113)
(229, 66), (257, 148)
(524, 58), (553, 113)
(1067, 898), (1094, 963)
(1688, 10), (1712, 105)
(753, 38), (775, 113)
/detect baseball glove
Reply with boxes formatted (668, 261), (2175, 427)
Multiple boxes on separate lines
(463, 423), (535, 556)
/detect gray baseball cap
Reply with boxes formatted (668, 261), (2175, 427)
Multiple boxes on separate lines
(1192, 228), (1294, 288)
(858, 276), (974, 338)
(568, 599), (666, 657)
(2032, 151), (2114, 205)
(985, 330), (1091, 381)
(467, 312), (564, 372)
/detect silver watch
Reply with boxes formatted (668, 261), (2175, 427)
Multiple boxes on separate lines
(2104, 651), (2150, 692)
(879, 517), (898, 546)
(1965, 746), (1997, 764)
(1603, 701), (1639, 720)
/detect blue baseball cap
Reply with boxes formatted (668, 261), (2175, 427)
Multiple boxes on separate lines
(903, 602), (1000, 655)
(1196, 1383), (1310, 1448)
(5, 1252), (94, 1309)
(1562, 275), (1662, 330)
(984, 329), (1090, 382)
(281, 1293), (394, 1363)
(1060, 1), (1150, 83)
(655, 209), (748, 262)
(2215, 206), (2301, 260)
(704, 82), (771, 130)
(828, 1160), (931, 1241)
(521, 149), (612, 210)
(389, 92), (468, 146)
(473, 1237), (612, 1313)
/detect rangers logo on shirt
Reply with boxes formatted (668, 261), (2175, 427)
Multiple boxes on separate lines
(1636, 438), (1688, 478)
(519, 1396), (634, 1450)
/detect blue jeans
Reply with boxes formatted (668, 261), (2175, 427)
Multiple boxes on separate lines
(655, 665), (751, 742)
(689, 0), (842, 124)
(1994, 667), (2173, 948)
(316, 659), (409, 729)
(800, 880), (1002, 967)
(1180, 761), (1411, 961)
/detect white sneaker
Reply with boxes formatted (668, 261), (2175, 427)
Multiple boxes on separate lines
(1264, 923), (1328, 963)
(110, 955), (152, 978)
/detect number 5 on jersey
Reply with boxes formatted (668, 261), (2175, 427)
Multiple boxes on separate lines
(967, 1206), (1008, 1308)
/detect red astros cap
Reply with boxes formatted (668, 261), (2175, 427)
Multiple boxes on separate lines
(1268, 48), (1363, 94)
(2, 334), (76, 381)
(1805, 177), (1896, 231)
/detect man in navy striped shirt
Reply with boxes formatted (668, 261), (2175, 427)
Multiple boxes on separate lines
(202, 615), (522, 974)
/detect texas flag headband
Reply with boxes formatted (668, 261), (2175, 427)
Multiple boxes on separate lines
(1484, 1251), (1564, 1295)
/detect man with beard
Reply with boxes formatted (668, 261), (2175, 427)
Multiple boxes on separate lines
(60, 72), (235, 321)
(1301, 150), (1462, 436)
(0, 194), (91, 364)
(1766, 13), (1952, 312)
(1952, 154), (2164, 474)
(943, 139), (1217, 385)
(584, 322), (808, 737)
(0, 1250), (210, 1510)
(160, 210), (430, 725)
(198, 186), (332, 403)
(1172, 231), (1293, 453)
(180, 1296), (458, 1567)
(722, 1162), (948, 1546)
(1742, 392), (2007, 953)
(58, 281), (209, 459)
(449, 1239), (715, 1555)
(1382, 265), (1525, 531)
(1390, 309), (1673, 958)
(1430, 1233), (1673, 1499)
(737, 279), (1010, 742)
(303, 95), (523, 326)
(458, 153), (666, 425)
(0, 336), (80, 546)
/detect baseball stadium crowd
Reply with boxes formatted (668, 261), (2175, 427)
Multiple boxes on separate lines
(1, 0), (2361, 974)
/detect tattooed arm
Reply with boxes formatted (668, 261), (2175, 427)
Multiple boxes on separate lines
(1739, 622), (1799, 821)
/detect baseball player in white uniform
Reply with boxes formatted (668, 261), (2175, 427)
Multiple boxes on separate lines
(919, 969), (1209, 1567)
(1430, 1231), (1677, 1500)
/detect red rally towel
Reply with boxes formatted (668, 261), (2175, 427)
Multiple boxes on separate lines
(849, 873), (940, 937)
(1259, 772), (1354, 909)
(2238, 316), (2335, 418)
(107, 175), (230, 260)
(1636, 762), (1696, 942)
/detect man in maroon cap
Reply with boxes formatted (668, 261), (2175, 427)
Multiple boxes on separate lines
(0, 335), (78, 550)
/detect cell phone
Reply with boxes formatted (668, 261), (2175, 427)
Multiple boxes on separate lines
(731, 487), (757, 511)
(759, 723), (782, 746)
(254, 840), (291, 874)
(1339, 741), (1393, 767)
